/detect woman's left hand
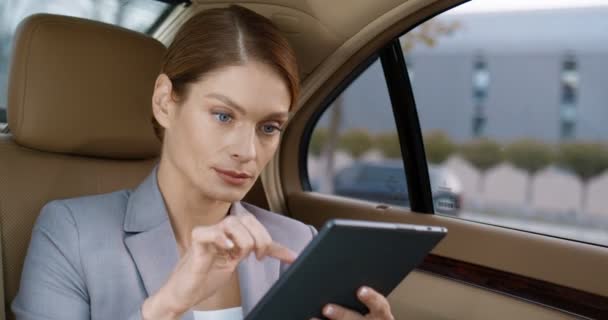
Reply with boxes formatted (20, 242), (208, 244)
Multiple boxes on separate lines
(310, 286), (395, 320)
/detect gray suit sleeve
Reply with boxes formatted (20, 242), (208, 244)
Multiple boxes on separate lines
(126, 309), (144, 320)
(11, 201), (144, 320)
(12, 201), (90, 319)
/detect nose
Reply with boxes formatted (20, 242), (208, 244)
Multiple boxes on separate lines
(231, 126), (257, 162)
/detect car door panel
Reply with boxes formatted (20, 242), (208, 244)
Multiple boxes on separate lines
(249, 0), (608, 318)
(287, 192), (607, 318)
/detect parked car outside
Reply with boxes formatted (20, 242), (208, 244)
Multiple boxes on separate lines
(323, 160), (462, 215)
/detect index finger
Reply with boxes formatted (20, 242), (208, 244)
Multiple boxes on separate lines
(267, 242), (297, 264)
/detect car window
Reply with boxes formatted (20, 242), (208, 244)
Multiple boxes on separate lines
(0, 0), (174, 123)
(306, 58), (411, 209)
(406, 0), (608, 245)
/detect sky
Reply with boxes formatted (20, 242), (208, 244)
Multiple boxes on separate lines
(448, 0), (608, 14)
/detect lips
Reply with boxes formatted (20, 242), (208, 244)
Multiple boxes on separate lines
(214, 168), (253, 179)
(213, 167), (253, 186)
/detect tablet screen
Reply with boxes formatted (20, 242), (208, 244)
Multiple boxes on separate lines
(245, 219), (447, 319)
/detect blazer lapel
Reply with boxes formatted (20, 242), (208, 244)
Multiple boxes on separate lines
(124, 221), (178, 298)
(122, 169), (194, 320)
(122, 169), (278, 318)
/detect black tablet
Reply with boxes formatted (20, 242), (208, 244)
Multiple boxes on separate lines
(245, 219), (447, 319)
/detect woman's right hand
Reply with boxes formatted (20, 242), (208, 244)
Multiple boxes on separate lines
(141, 212), (297, 320)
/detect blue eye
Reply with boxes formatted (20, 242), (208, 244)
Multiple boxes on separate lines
(214, 112), (232, 123)
(261, 124), (281, 135)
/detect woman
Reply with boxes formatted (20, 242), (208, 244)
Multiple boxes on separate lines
(13, 5), (395, 320)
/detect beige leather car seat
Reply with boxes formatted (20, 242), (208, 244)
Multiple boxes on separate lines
(0, 14), (165, 319)
(0, 12), (265, 320)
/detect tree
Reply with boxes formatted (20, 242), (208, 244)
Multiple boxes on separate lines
(459, 138), (503, 192)
(309, 128), (328, 156)
(319, 95), (343, 194)
(315, 16), (461, 188)
(338, 128), (373, 158)
(375, 133), (401, 159)
(504, 139), (554, 204)
(423, 131), (456, 164)
(557, 142), (608, 211)
(400, 19), (461, 53)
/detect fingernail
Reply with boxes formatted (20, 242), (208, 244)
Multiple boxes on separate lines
(324, 305), (335, 316)
(226, 239), (234, 249)
(359, 287), (369, 297)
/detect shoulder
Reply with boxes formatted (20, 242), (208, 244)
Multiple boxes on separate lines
(36, 190), (130, 232)
(240, 201), (316, 253)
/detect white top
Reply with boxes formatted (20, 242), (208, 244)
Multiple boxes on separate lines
(192, 307), (244, 320)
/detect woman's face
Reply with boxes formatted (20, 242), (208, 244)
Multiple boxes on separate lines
(153, 61), (291, 202)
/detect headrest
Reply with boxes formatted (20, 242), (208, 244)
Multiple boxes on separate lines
(7, 14), (165, 159)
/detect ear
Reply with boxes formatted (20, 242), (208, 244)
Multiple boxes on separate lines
(152, 74), (174, 130)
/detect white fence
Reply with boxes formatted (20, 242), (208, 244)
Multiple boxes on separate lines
(309, 152), (608, 218)
(444, 155), (607, 217)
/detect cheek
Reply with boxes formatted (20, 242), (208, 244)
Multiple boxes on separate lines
(192, 108), (214, 132)
(257, 137), (281, 165)
(178, 109), (220, 155)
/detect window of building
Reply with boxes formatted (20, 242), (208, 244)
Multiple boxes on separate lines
(472, 55), (489, 138)
(560, 55), (579, 140)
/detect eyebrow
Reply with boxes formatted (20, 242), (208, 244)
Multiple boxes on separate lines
(205, 93), (289, 120)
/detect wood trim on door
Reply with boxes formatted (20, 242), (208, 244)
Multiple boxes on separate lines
(419, 254), (608, 319)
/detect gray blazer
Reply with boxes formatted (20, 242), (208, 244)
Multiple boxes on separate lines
(12, 169), (316, 320)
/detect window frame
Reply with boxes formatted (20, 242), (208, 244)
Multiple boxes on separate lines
(299, 53), (379, 191)
(296, 2), (608, 317)
(299, 44), (436, 214)
(379, 41), (434, 214)
(299, 0), (608, 246)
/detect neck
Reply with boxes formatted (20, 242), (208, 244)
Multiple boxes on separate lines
(157, 157), (232, 251)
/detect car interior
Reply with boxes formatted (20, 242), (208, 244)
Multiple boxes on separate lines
(0, 0), (606, 319)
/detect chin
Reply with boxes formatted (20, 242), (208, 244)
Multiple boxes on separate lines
(203, 186), (248, 203)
